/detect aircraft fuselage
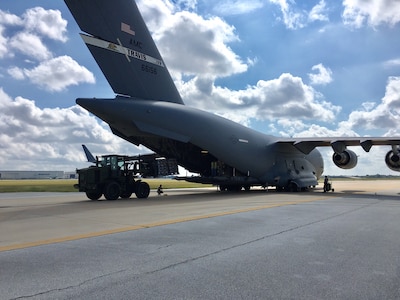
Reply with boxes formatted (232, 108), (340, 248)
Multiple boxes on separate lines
(78, 97), (323, 189)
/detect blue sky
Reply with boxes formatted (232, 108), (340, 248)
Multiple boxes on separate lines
(0, 0), (400, 175)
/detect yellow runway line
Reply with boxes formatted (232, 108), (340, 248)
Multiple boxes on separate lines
(0, 195), (331, 252)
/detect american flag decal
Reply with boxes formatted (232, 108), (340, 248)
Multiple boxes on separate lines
(121, 22), (135, 36)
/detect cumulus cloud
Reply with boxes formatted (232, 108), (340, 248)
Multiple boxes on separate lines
(0, 88), (141, 170)
(7, 66), (25, 80)
(269, 0), (329, 29)
(0, 10), (22, 25)
(9, 31), (52, 60)
(342, 0), (400, 28)
(22, 7), (68, 42)
(8, 56), (95, 92)
(137, 0), (175, 29)
(0, 25), (7, 58)
(295, 123), (358, 138)
(275, 76), (400, 176)
(134, 0), (316, 125)
(339, 76), (400, 130)
(383, 58), (400, 68)
(309, 0), (329, 22)
(24, 56), (95, 91)
(286, 78), (400, 176)
(289, 76), (400, 138)
(173, 0), (198, 11)
(308, 63), (333, 85)
(213, 0), (265, 16)
(247, 74), (339, 122)
(179, 72), (340, 125)
(139, 1), (248, 78)
(0, 7), (68, 61)
(269, 0), (306, 29)
(0, 7), (93, 92)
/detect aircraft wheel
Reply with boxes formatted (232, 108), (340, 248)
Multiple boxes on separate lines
(86, 191), (102, 200)
(104, 181), (120, 200)
(288, 181), (300, 192)
(135, 182), (150, 199)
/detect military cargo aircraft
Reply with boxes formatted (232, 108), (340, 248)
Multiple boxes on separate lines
(65, 0), (400, 192)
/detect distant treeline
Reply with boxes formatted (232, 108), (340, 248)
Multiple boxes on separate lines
(327, 175), (400, 179)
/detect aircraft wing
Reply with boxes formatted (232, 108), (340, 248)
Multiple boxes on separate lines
(276, 137), (400, 154)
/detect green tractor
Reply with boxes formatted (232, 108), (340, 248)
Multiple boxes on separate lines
(75, 155), (151, 200)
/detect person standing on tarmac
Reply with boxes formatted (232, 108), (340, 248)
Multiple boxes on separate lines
(157, 184), (164, 195)
(323, 176), (329, 192)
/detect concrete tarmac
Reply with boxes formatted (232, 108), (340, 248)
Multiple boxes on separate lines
(0, 187), (329, 250)
(1, 180), (400, 299)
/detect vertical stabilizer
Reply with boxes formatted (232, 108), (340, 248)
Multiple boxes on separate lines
(65, 0), (183, 104)
(82, 145), (96, 163)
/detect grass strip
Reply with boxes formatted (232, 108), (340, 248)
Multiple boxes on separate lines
(0, 178), (211, 193)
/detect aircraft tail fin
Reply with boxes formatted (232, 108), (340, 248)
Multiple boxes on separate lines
(82, 145), (96, 163)
(65, 0), (183, 104)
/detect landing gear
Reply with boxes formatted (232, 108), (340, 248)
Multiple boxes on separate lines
(276, 182), (301, 192)
(219, 185), (251, 192)
(288, 181), (300, 192)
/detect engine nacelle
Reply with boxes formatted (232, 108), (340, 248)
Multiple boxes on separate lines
(332, 149), (358, 169)
(385, 150), (400, 172)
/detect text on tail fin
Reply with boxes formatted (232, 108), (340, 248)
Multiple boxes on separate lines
(64, 0), (184, 104)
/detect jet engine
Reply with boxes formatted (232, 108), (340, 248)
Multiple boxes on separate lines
(385, 150), (400, 172)
(332, 149), (358, 169)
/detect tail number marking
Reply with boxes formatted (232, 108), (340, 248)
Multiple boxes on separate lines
(141, 64), (157, 75)
(81, 34), (164, 68)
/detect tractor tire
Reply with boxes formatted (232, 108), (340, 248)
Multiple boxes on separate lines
(120, 191), (132, 199)
(227, 185), (241, 192)
(104, 181), (120, 200)
(86, 191), (102, 200)
(135, 182), (150, 199)
(219, 185), (227, 191)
